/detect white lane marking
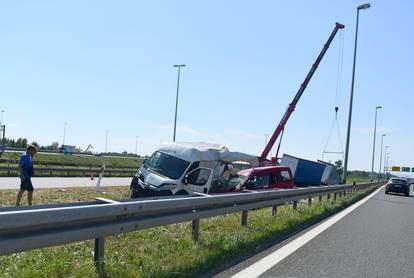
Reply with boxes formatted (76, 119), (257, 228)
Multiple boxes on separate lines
(231, 185), (385, 278)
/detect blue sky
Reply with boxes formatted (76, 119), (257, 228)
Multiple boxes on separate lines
(0, 0), (413, 171)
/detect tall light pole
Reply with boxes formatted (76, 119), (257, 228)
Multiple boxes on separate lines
(105, 130), (109, 153)
(378, 134), (386, 180)
(0, 110), (4, 126)
(264, 134), (270, 148)
(173, 64), (186, 142)
(384, 146), (389, 179)
(343, 3), (371, 183)
(264, 134), (270, 158)
(135, 136), (139, 156)
(63, 122), (67, 145)
(370, 106), (382, 181)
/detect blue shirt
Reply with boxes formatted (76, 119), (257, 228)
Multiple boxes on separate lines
(19, 154), (33, 179)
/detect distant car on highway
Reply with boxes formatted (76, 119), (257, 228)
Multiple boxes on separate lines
(385, 178), (410, 196)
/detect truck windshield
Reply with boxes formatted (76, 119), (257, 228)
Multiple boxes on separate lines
(143, 151), (190, 180)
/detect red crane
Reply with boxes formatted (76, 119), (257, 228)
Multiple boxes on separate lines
(259, 22), (345, 165)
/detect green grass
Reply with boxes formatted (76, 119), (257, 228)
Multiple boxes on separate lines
(0, 184), (381, 278)
(346, 175), (374, 184)
(1, 151), (143, 167)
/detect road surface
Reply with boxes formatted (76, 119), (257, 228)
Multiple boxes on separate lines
(219, 186), (414, 278)
(0, 177), (131, 189)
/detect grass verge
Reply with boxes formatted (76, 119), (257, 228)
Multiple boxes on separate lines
(0, 184), (381, 278)
(1, 151), (142, 167)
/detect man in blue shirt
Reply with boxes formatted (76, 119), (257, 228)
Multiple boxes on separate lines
(15, 145), (37, 206)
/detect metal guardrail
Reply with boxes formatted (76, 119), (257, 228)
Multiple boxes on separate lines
(0, 182), (381, 270)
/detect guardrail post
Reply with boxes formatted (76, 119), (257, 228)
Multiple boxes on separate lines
(339, 192), (342, 198)
(241, 210), (248, 226)
(192, 219), (200, 241)
(318, 195), (323, 203)
(344, 190), (347, 196)
(308, 197), (312, 206)
(94, 237), (105, 273)
(272, 205), (278, 216)
(293, 201), (298, 210)
(327, 193), (331, 201)
(334, 193), (337, 201)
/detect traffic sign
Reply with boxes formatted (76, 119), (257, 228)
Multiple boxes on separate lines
(392, 166), (401, 172)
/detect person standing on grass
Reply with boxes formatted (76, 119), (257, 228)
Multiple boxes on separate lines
(15, 145), (37, 206)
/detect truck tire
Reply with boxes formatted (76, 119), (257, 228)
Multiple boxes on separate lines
(130, 176), (141, 198)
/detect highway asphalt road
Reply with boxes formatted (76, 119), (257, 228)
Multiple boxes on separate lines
(219, 186), (414, 278)
(0, 177), (131, 189)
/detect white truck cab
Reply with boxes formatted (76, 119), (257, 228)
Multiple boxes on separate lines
(130, 142), (258, 197)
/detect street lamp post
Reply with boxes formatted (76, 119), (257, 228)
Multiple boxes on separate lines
(370, 106), (382, 181)
(63, 122), (67, 145)
(105, 130), (109, 153)
(264, 133), (270, 158)
(384, 146), (389, 178)
(378, 134), (386, 180)
(343, 3), (371, 183)
(173, 64), (186, 142)
(0, 110), (4, 126)
(135, 136), (139, 156)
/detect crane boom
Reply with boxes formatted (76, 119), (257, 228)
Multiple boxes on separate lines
(260, 22), (345, 163)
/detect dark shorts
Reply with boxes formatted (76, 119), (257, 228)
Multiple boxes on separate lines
(20, 179), (34, 191)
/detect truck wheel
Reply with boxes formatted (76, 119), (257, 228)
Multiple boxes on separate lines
(130, 176), (140, 198)
(130, 189), (140, 198)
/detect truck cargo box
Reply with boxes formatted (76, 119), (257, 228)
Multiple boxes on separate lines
(318, 160), (340, 185)
(280, 154), (326, 186)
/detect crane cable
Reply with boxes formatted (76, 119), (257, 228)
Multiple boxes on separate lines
(322, 28), (345, 161)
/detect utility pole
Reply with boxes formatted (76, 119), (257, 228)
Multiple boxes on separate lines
(173, 64), (186, 142)
(370, 106), (382, 181)
(343, 3), (371, 183)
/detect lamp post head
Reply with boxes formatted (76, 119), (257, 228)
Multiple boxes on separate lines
(357, 3), (371, 10)
(376, 106), (382, 109)
(173, 64), (186, 68)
